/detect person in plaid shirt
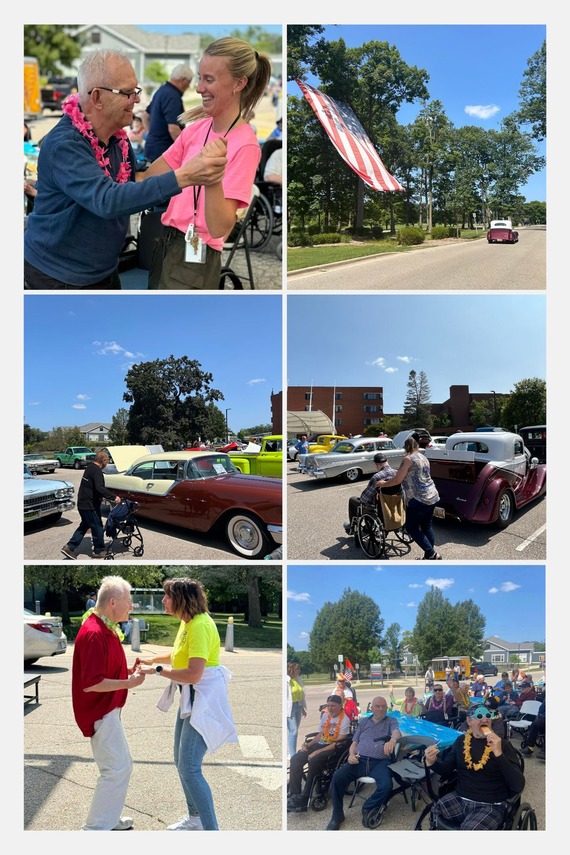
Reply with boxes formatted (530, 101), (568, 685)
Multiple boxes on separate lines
(344, 453), (398, 534)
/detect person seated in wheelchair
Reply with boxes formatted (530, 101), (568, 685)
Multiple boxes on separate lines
(287, 694), (352, 813)
(389, 683), (424, 717)
(445, 676), (471, 723)
(326, 696), (402, 830)
(421, 684), (455, 724)
(344, 453), (399, 536)
(423, 702), (525, 830)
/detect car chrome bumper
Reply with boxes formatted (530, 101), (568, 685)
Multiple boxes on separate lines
(302, 468), (328, 478)
(267, 524), (283, 544)
(24, 499), (75, 522)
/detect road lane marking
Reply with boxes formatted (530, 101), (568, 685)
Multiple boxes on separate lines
(516, 524), (547, 551)
(238, 735), (273, 758)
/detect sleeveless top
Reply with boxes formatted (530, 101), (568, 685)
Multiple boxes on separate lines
(403, 452), (439, 505)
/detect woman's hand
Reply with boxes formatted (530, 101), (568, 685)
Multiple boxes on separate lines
(202, 137), (227, 158)
(424, 744), (439, 767)
(135, 657), (154, 666)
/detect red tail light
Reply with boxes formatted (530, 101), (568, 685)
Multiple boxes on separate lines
(29, 622), (53, 633)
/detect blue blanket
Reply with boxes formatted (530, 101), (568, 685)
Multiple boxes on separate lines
(360, 710), (461, 750)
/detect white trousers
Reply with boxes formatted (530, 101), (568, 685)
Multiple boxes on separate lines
(83, 707), (133, 830)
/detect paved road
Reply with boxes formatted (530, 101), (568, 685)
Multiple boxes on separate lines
(287, 681), (546, 831)
(24, 645), (283, 831)
(23, 469), (275, 561)
(287, 227), (545, 291)
(287, 463), (546, 561)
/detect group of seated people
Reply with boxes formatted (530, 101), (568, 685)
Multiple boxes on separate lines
(287, 688), (539, 830)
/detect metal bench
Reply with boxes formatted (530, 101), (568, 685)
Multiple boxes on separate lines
(24, 673), (41, 706)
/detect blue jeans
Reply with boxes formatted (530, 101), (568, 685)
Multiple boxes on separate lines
(405, 498), (437, 555)
(330, 756), (392, 818)
(67, 508), (106, 552)
(174, 713), (218, 830)
(287, 702), (303, 756)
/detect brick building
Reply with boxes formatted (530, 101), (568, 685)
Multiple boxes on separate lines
(282, 385), (385, 436)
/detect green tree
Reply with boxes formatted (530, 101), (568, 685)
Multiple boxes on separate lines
(286, 25), (326, 82)
(469, 399), (495, 429)
(411, 587), (461, 668)
(107, 407), (130, 445)
(402, 370), (433, 429)
(383, 622), (402, 671)
(24, 424), (47, 448)
(237, 423), (273, 440)
(24, 565), (164, 624)
(500, 377), (546, 432)
(143, 60), (169, 84)
(488, 116), (545, 215)
(123, 355), (223, 448)
(382, 415), (402, 438)
(48, 426), (87, 450)
(363, 423), (384, 436)
(24, 24), (85, 76)
(190, 565), (281, 628)
(309, 588), (384, 671)
(452, 600), (486, 660)
(517, 40), (546, 141)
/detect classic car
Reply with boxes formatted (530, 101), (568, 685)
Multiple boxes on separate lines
(226, 435), (283, 477)
(518, 425), (546, 463)
(24, 608), (67, 666)
(487, 219), (519, 244)
(103, 448), (282, 559)
(54, 446), (96, 469)
(288, 439), (302, 461)
(392, 428), (433, 449)
(24, 463), (75, 524)
(429, 436), (449, 447)
(307, 434), (348, 454)
(299, 436), (405, 482)
(23, 453), (59, 474)
(425, 431), (546, 528)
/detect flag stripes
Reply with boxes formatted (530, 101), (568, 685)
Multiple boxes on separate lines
(296, 80), (405, 193)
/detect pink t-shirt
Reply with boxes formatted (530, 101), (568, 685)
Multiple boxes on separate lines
(161, 118), (261, 251)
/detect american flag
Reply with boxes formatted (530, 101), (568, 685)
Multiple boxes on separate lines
(344, 658), (355, 680)
(296, 80), (405, 194)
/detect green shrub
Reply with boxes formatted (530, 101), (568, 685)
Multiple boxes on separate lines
(430, 225), (449, 240)
(312, 233), (342, 244)
(398, 226), (425, 246)
(288, 232), (314, 247)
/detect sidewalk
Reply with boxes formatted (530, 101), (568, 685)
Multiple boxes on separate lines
(24, 645), (283, 832)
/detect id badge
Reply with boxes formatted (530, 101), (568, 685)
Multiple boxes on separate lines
(184, 223), (207, 264)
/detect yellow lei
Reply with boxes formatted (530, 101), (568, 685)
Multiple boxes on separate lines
(463, 730), (493, 771)
(322, 710), (345, 743)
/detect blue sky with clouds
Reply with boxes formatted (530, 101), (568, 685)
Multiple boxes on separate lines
(287, 564), (546, 652)
(24, 294), (282, 436)
(287, 293), (545, 415)
(288, 24), (546, 202)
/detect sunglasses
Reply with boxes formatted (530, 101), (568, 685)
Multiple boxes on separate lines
(472, 711), (493, 719)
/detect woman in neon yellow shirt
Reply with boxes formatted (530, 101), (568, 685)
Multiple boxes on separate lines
(138, 578), (237, 830)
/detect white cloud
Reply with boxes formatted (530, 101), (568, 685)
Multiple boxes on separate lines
(287, 590), (311, 602)
(27, 401), (40, 406)
(425, 577), (455, 590)
(72, 404), (87, 410)
(76, 394), (90, 401)
(489, 587), (499, 594)
(501, 581), (521, 593)
(397, 355), (413, 363)
(369, 357), (386, 368)
(299, 631), (310, 639)
(247, 378), (266, 385)
(464, 104), (500, 120)
(406, 601), (416, 608)
(93, 340), (143, 358)
(385, 367), (398, 373)
(409, 583), (423, 589)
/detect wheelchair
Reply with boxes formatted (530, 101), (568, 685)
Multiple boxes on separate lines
(246, 139), (282, 254)
(413, 747), (538, 830)
(288, 730), (353, 812)
(347, 489), (413, 559)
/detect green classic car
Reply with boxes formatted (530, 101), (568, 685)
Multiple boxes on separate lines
(226, 435), (283, 478)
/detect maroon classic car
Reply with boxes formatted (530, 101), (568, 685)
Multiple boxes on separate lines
(103, 448), (282, 559)
(487, 219), (519, 244)
(425, 431), (546, 529)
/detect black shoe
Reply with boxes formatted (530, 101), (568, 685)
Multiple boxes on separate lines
(424, 551), (442, 560)
(521, 746), (534, 755)
(326, 814), (344, 830)
(61, 545), (77, 560)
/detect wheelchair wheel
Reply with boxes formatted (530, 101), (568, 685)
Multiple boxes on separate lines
(363, 804), (386, 829)
(247, 193), (273, 250)
(356, 513), (386, 558)
(513, 803), (538, 830)
(311, 794), (329, 812)
(414, 802), (434, 830)
(394, 527), (414, 544)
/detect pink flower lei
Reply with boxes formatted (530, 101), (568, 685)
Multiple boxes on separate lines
(62, 93), (132, 183)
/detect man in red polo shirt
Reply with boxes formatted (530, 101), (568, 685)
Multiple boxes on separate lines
(72, 575), (145, 830)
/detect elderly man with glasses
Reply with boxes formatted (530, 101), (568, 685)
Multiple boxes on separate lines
(24, 49), (226, 290)
(423, 702), (525, 829)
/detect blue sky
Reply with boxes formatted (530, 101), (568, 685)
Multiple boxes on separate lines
(287, 564), (546, 651)
(287, 293), (545, 415)
(24, 294), (282, 436)
(288, 24), (546, 202)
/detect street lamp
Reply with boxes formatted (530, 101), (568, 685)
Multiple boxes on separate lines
(225, 408), (231, 443)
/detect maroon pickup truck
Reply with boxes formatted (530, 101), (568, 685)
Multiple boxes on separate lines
(487, 219), (519, 244)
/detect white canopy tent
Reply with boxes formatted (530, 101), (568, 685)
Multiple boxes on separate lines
(287, 410), (335, 438)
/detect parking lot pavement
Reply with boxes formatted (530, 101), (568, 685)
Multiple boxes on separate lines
(24, 645), (283, 832)
(286, 683), (546, 831)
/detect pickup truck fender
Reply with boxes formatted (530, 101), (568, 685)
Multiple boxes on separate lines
(231, 458), (251, 474)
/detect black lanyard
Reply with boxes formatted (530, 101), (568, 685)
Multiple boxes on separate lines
(192, 112), (241, 219)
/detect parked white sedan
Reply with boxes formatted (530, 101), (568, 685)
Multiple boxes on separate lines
(24, 608), (67, 666)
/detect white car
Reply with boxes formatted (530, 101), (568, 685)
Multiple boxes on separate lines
(24, 608), (67, 666)
(429, 436), (449, 447)
(24, 453), (60, 474)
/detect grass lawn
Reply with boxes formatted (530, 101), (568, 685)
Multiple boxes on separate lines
(68, 611), (282, 649)
(287, 231), (484, 272)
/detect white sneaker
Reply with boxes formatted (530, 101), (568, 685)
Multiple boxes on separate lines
(167, 815), (203, 830)
(111, 816), (134, 830)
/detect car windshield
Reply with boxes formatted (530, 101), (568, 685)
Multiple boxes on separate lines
(330, 441), (356, 454)
(24, 454), (42, 460)
(73, 447), (92, 453)
(188, 454), (240, 478)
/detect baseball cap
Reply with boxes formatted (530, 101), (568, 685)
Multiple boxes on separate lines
(374, 453), (388, 464)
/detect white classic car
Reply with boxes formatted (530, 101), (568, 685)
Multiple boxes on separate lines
(23, 453), (59, 474)
(425, 431), (546, 528)
(298, 436), (406, 483)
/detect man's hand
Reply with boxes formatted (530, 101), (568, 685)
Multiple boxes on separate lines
(384, 739), (397, 757)
(348, 752), (360, 765)
(175, 151), (226, 189)
(484, 728), (503, 757)
(127, 671), (145, 688)
(424, 744), (440, 767)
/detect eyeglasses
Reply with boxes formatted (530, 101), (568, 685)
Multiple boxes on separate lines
(89, 86), (142, 100)
(472, 711), (493, 719)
